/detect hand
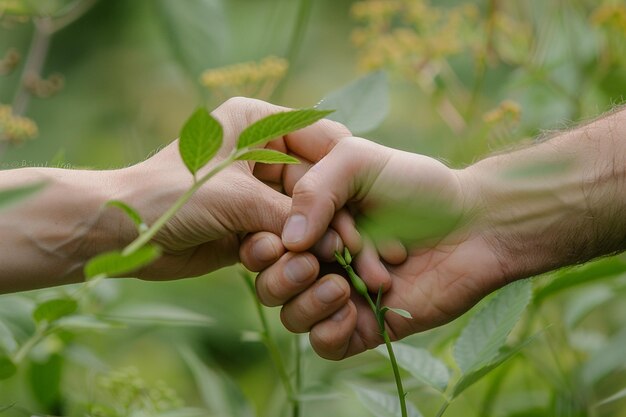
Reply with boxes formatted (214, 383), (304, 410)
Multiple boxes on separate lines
(114, 97), (351, 280)
(240, 137), (507, 360)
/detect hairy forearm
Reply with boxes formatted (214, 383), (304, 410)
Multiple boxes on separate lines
(0, 168), (128, 292)
(463, 107), (626, 281)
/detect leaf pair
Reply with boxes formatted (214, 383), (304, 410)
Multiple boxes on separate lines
(178, 107), (332, 177)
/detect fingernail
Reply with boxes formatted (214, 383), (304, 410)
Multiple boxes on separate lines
(283, 214), (307, 244)
(313, 230), (343, 259)
(315, 279), (345, 304)
(331, 304), (350, 322)
(284, 256), (315, 284)
(252, 237), (279, 262)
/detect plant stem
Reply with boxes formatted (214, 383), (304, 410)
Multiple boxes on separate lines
(240, 269), (298, 411)
(337, 254), (408, 417)
(293, 334), (302, 417)
(13, 324), (48, 363)
(12, 18), (52, 116)
(435, 399), (450, 417)
(381, 330), (408, 417)
(123, 152), (236, 255)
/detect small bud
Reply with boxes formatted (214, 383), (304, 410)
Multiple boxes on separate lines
(344, 247), (352, 265)
(348, 268), (369, 297)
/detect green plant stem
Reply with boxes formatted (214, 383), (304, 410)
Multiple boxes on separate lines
(435, 399), (451, 417)
(123, 151), (237, 255)
(240, 270), (298, 409)
(293, 335), (302, 417)
(13, 323), (48, 363)
(338, 257), (408, 417)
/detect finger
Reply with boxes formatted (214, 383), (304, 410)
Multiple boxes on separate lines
(280, 274), (351, 333)
(353, 239), (392, 293)
(343, 294), (386, 357)
(255, 252), (319, 307)
(236, 178), (291, 236)
(309, 301), (357, 360)
(376, 239), (408, 265)
(331, 209), (363, 255)
(282, 137), (391, 252)
(239, 232), (285, 272)
(252, 137), (289, 188)
(311, 228), (343, 262)
(284, 118), (352, 163)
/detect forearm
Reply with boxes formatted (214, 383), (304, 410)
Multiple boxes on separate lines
(463, 107), (626, 281)
(0, 167), (130, 292)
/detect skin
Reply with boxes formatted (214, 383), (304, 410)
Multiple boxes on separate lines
(0, 97), (350, 293)
(240, 107), (626, 360)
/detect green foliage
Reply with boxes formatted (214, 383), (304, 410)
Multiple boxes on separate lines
(0, 355), (16, 380)
(180, 347), (254, 417)
(104, 303), (214, 327)
(106, 200), (147, 233)
(236, 109), (333, 149)
(29, 354), (63, 409)
(84, 245), (161, 279)
(0, 182), (45, 211)
(179, 107), (223, 177)
(376, 343), (449, 392)
(453, 280), (532, 374)
(352, 385), (423, 417)
(318, 71), (389, 134)
(451, 336), (536, 398)
(235, 149), (299, 164)
(154, 0), (230, 79)
(534, 257), (626, 303)
(33, 298), (78, 324)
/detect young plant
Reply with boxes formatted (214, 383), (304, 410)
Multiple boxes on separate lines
(335, 248), (413, 417)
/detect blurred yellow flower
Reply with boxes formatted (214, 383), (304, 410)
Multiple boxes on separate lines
(201, 56), (288, 101)
(0, 104), (38, 143)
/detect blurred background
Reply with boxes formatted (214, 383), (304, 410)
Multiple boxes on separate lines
(1, 0), (626, 416)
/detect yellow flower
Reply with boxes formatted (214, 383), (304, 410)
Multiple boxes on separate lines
(0, 104), (38, 143)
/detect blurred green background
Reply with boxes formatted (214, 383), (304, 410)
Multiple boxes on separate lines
(2, 0), (626, 416)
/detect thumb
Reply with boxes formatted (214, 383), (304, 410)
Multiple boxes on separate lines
(236, 179), (292, 236)
(282, 137), (389, 252)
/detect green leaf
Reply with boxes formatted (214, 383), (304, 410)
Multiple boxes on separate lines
(351, 385), (423, 417)
(317, 71), (389, 134)
(0, 321), (17, 354)
(54, 315), (125, 331)
(452, 335), (536, 398)
(383, 307), (413, 319)
(103, 304), (214, 327)
(564, 286), (614, 328)
(0, 355), (16, 380)
(581, 326), (626, 386)
(534, 257), (626, 303)
(237, 109), (333, 150)
(0, 182), (46, 211)
(0, 403), (15, 413)
(84, 245), (161, 279)
(453, 279), (532, 374)
(235, 149), (300, 164)
(179, 347), (254, 417)
(29, 354), (63, 409)
(33, 298), (78, 324)
(154, 0), (230, 79)
(179, 107), (223, 176)
(106, 200), (147, 232)
(376, 343), (449, 392)
(594, 387), (626, 408)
